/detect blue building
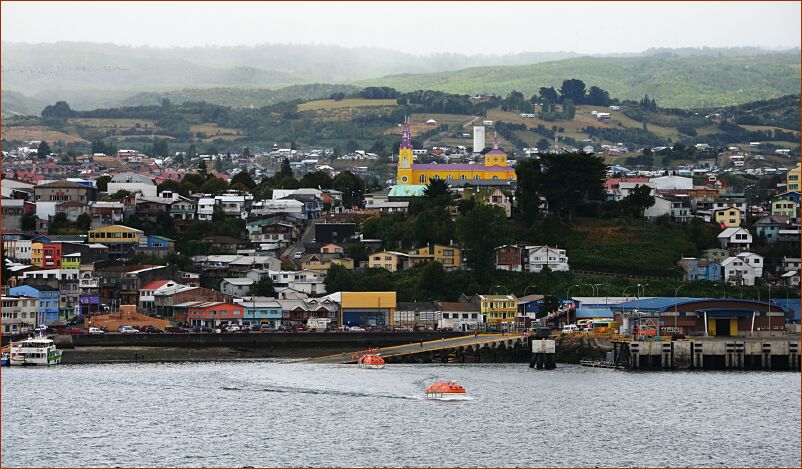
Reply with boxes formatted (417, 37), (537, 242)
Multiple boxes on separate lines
(680, 258), (722, 282)
(9, 284), (60, 326)
(238, 299), (283, 329)
(138, 235), (175, 257)
(754, 216), (789, 244)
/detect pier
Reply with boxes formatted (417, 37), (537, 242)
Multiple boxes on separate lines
(612, 337), (801, 371)
(300, 334), (531, 364)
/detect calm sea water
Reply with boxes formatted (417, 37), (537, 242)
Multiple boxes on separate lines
(2, 361), (799, 468)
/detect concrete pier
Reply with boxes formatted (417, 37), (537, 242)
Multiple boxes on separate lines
(529, 339), (556, 369)
(613, 337), (801, 371)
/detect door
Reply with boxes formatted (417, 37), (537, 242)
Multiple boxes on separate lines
(715, 319), (731, 337)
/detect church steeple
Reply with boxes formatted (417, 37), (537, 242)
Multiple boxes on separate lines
(493, 132), (499, 150)
(400, 116), (412, 150)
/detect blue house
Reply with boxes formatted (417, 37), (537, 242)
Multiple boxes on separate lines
(137, 235), (175, 257)
(9, 284), (60, 326)
(754, 216), (791, 245)
(680, 258), (722, 282)
(239, 299), (283, 329)
(774, 191), (801, 205)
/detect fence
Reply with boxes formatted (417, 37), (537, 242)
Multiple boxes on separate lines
(572, 269), (681, 282)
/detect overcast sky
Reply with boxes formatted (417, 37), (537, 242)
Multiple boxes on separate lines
(2, 1), (800, 55)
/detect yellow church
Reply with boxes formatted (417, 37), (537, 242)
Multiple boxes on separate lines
(395, 120), (516, 187)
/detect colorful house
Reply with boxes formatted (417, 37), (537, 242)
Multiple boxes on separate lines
(714, 207), (742, 228)
(409, 244), (462, 270)
(9, 284), (60, 326)
(396, 121), (516, 186)
(771, 199), (799, 218)
(139, 235), (175, 257)
(479, 294), (517, 327)
(787, 163), (800, 192)
(174, 301), (245, 327)
(31, 242), (63, 269)
(87, 225), (144, 259)
(61, 252), (81, 270)
(236, 299), (283, 329)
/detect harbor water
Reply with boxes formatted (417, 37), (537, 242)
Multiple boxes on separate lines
(2, 362), (799, 467)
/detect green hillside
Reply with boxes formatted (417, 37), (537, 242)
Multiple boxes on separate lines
(119, 84), (364, 108)
(359, 53), (801, 109)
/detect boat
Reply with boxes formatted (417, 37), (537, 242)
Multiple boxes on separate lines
(9, 336), (63, 366)
(357, 353), (385, 369)
(425, 381), (468, 400)
(1, 346), (9, 366)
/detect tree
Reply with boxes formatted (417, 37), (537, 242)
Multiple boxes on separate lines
(201, 177), (229, 195)
(214, 157), (224, 173)
(41, 101), (77, 119)
(152, 138), (170, 157)
(95, 175), (112, 192)
(620, 184), (655, 218)
(505, 90), (526, 112)
(250, 277), (276, 297)
(330, 92), (346, 101)
(230, 171), (256, 190)
(49, 212), (70, 234)
(537, 138), (550, 152)
(515, 158), (544, 223)
(187, 144), (197, 161)
(345, 139), (359, 154)
(562, 99), (576, 120)
(538, 87), (559, 113)
(535, 152), (607, 221)
(332, 171), (365, 208)
(559, 79), (586, 104)
(109, 190), (133, 200)
(21, 214), (37, 231)
(299, 171), (333, 189)
(325, 264), (355, 294)
(422, 179), (452, 208)
(414, 208), (455, 247)
(279, 158), (293, 178)
(158, 179), (186, 196)
(37, 141), (51, 159)
(456, 204), (514, 287)
(242, 147), (251, 159)
(76, 212), (91, 231)
(586, 86), (611, 106)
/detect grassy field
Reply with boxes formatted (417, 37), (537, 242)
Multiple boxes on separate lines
(741, 124), (800, 136)
(3, 126), (89, 144)
(297, 98), (398, 111)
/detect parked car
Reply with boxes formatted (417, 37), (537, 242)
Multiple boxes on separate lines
(348, 326), (366, 332)
(141, 326), (164, 334)
(294, 250), (304, 260)
(119, 326), (140, 334)
(193, 327), (213, 333)
(88, 327), (105, 335)
(561, 324), (580, 334)
(64, 327), (85, 335)
(164, 326), (189, 334)
(226, 324), (241, 333)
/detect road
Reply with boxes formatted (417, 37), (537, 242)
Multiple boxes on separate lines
(297, 333), (526, 364)
(281, 220), (316, 269)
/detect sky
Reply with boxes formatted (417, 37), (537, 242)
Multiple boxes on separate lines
(2, 1), (800, 55)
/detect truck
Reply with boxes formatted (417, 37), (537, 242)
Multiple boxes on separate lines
(306, 318), (331, 332)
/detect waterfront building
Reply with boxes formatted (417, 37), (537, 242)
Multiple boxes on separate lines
(326, 291), (396, 328)
(9, 283), (59, 326)
(479, 294), (517, 327)
(234, 297), (283, 329)
(174, 301), (245, 327)
(396, 121), (515, 186)
(139, 280), (183, 314)
(436, 301), (482, 331)
(276, 297), (339, 328)
(1, 296), (38, 334)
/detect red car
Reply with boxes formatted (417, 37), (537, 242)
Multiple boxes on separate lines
(64, 327), (86, 335)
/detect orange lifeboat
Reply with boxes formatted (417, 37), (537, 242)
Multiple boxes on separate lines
(357, 353), (385, 369)
(425, 381), (468, 400)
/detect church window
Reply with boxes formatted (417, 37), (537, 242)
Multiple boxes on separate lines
(492, 176), (499, 180)
(419, 175), (426, 183)
(460, 175), (466, 180)
(473, 175), (480, 180)
(494, 157), (498, 162)
(447, 175), (452, 180)
(401, 176), (408, 183)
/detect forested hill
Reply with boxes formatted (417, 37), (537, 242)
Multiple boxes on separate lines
(359, 53), (801, 108)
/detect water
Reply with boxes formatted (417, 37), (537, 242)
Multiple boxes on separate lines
(2, 361), (799, 468)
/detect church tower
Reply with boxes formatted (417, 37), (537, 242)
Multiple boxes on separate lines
(397, 117), (414, 184)
(484, 133), (507, 167)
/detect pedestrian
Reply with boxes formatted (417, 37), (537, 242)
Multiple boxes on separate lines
(420, 340), (423, 348)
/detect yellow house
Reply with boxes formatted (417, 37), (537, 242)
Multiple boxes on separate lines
(62, 253), (81, 270)
(409, 244), (462, 270)
(788, 163), (801, 192)
(714, 207), (742, 228)
(368, 251), (434, 272)
(396, 121), (516, 186)
(339, 291), (397, 327)
(31, 242), (44, 268)
(87, 224), (144, 258)
(479, 294), (518, 326)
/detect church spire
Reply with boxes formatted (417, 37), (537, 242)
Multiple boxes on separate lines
(493, 132), (499, 150)
(401, 116), (412, 149)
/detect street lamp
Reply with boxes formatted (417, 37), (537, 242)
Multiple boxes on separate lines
(522, 284), (537, 298)
(672, 284), (685, 334)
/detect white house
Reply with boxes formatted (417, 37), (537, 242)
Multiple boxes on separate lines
(106, 172), (157, 197)
(251, 199), (305, 217)
(485, 188), (512, 218)
(215, 194), (251, 219)
(643, 195), (673, 219)
(717, 227), (752, 251)
(220, 278), (255, 296)
(525, 246), (569, 272)
(721, 252), (764, 286)
(197, 198), (215, 221)
(649, 175), (693, 191)
(139, 280), (183, 314)
(268, 269), (326, 295)
(364, 195), (409, 213)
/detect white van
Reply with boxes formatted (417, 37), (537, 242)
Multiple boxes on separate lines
(562, 324), (580, 334)
(307, 318), (331, 332)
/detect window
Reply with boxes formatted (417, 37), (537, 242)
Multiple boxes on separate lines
(419, 175), (426, 183)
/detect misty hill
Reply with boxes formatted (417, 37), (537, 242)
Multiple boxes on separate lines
(359, 52), (801, 108)
(1, 42), (582, 109)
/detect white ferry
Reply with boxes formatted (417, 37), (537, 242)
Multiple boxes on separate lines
(9, 336), (63, 366)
